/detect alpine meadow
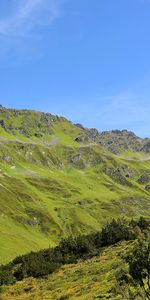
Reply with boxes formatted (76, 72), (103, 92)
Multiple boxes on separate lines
(0, 106), (150, 299)
(1, 0), (150, 299)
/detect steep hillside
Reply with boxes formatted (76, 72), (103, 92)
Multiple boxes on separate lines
(0, 242), (146, 300)
(0, 105), (150, 263)
(1, 218), (149, 300)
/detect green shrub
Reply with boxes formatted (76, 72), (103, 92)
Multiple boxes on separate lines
(0, 216), (148, 286)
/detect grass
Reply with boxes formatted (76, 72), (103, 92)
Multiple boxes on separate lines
(0, 151), (150, 264)
(0, 241), (146, 300)
(0, 107), (150, 265)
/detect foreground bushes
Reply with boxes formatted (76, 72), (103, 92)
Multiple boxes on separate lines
(0, 216), (149, 286)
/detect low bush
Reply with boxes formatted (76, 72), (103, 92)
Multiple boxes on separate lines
(0, 217), (149, 286)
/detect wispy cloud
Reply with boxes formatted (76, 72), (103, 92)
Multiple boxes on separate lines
(92, 92), (150, 137)
(0, 0), (63, 63)
(0, 0), (61, 37)
(65, 74), (150, 138)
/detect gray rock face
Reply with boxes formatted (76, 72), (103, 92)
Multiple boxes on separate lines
(34, 133), (43, 138)
(74, 123), (85, 130)
(75, 136), (89, 142)
(145, 185), (150, 192)
(141, 139), (150, 153)
(87, 128), (100, 139)
(97, 130), (142, 154)
(74, 123), (149, 154)
(0, 105), (5, 111)
(104, 167), (132, 186)
(137, 174), (150, 184)
(2, 156), (12, 163)
(0, 120), (5, 128)
(70, 154), (81, 163)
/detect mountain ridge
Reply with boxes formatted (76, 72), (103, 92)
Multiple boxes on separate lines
(0, 104), (150, 154)
(0, 105), (150, 264)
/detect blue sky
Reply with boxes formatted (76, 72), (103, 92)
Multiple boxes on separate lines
(0, 0), (150, 137)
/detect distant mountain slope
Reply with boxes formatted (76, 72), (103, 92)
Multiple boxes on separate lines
(75, 123), (150, 154)
(0, 105), (150, 263)
(0, 104), (150, 154)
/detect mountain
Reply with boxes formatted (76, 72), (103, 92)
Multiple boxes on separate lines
(75, 124), (150, 154)
(0, 105), (150, 264)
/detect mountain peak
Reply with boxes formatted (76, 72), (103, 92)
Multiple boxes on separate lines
(0, 105), (149, 154)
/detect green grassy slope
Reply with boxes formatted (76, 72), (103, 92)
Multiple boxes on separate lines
(0, 241), (146, 300)
(0, 106), (150, 264)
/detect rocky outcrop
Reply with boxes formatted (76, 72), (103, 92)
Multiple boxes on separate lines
(0, 105), (150, 155)
(97, 130), (142, 154)
(2, 156), (12, 163)
(145, 185), (150, 192)
(75, 136), (89, 143)
(141, 139), (150, 153)
(104, 167), (133, 186)
(137, 173), (150, 184)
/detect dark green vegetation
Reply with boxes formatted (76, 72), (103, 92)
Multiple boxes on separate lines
(0, 105), (150, 265)
(0, 217), (146, 284)
(1, 217), (150, 300)
(127, 239), (150, 299)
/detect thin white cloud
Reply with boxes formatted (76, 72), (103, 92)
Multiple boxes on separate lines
(0, 0), (61, 37)
(63, 75), (150, 138)
(91, 92), (150, 137)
